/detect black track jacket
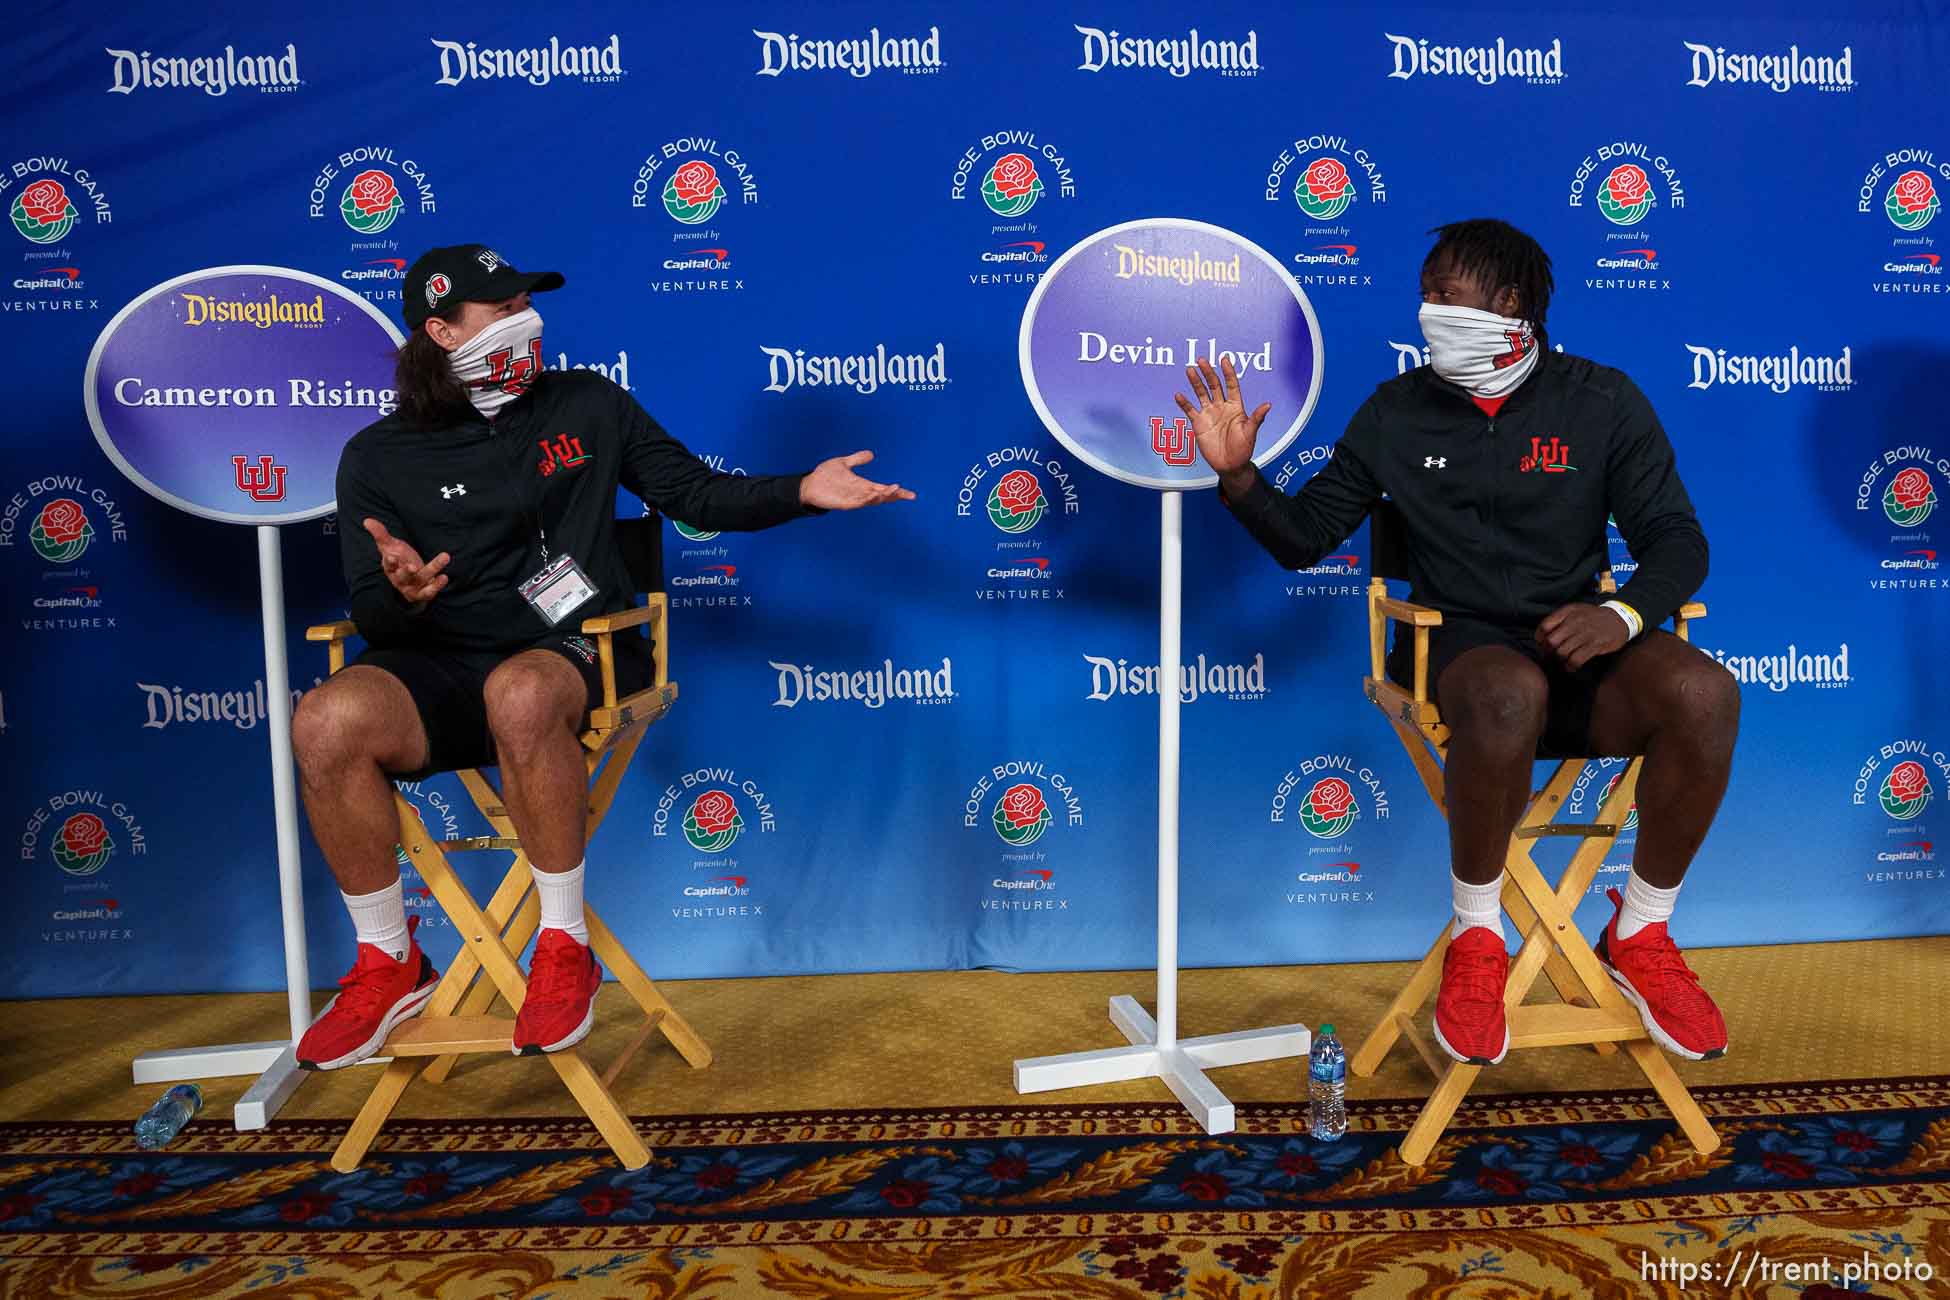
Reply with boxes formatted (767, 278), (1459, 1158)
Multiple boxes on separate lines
(1224, 351), (1707, 629)
(336, 370), (813, 652)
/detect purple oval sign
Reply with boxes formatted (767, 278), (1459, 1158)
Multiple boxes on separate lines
(83, 266), (404, 525)
(1019, 219), (1324, 491)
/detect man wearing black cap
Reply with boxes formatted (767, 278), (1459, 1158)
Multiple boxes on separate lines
(291, 244), (912, 1070)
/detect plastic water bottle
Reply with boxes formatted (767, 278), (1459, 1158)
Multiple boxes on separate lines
(1308, 1025), (1347, 1141)
(133, 1084), (203, 1150)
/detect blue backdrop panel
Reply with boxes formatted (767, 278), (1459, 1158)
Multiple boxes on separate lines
(2, 1), (1944, 998)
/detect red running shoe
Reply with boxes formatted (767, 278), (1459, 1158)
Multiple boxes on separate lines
(1595, 887), (1728, 1061)
(513, 928), (603, 1055)
(1433, 924), (1510, 1066)
(297, 916), (438, 1071)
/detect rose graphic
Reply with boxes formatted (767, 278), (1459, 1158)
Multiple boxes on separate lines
(52, 812), (113, 876)
(1885, 467), (1937, 527)
(339, 169), (403, 235)
(1294, 157), (1354, 221)
(11, 177), (77, 245)
(1598, 164), (1655, 227)
(981, 153), (1044, 218)
(663, 160), (724, 225)
(1600, 771), (1640, 832)
(992, 782), (1052, 846)
(1299, 777), (1357, 839)
(684, 789), (746, 852)
(987, 469), (1047, 534)
(1881, 761), (1932, 821)
(1887, 170), (1940, 232)
(29, 497), (94, 563)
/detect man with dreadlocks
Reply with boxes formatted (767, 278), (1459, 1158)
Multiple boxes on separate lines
(1186, 218), (1737, 1067)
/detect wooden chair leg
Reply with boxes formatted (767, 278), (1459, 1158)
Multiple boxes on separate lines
(1351, 924), (1447, 1078)
(1399, 1060), (1480, 1167)
(421, 886), (540, 1085)
(331, 1057), (424, 1173)
(1624, 1039), (1721, 1155)
(588, 908), (713, 1071)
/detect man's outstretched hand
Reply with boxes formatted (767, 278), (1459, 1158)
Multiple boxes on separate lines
(1538, 603), (1629, 671)
(1175, 355), (1272, 500)
(363, 517), (449, 610)
(800, 450), (917, 510)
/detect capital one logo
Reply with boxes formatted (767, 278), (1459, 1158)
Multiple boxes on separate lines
(1152, 415), (1195, 466)
(232, 455), (288, 502)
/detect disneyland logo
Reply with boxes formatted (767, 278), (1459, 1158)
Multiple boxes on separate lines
(1083, 653), (1268, 703)
(1385, 32), (1564, 85)
(106, 44), (300, 95)
(1683, 41), (1854, 92)
(138, 679), (315, 731)
(1075, 24), (1260, 77)
(1706, 644), (1851, 692)
(431, 34), (623, 86)
(760, 343), (948, 395)
(1114, 244), (1241, 287)
(754, 26), (942, 77)
(769, 657), (957, 708)
(1685, 344), (1853, 393)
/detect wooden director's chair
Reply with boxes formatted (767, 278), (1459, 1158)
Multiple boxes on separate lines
(304, 516), (710, 1174)
(1349, 502), (1719, 1168)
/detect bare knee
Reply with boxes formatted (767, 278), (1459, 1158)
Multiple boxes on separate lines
(1440, 657), (1548, 756)
(484, 656), (581, 753)
(1659, 661), (1741, 756)
(292, 679), (380, 773)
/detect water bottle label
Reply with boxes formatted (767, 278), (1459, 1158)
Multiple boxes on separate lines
(1310, 1061), (1345, 1084)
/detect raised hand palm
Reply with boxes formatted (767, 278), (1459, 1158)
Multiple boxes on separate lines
(1174, 357), (1270, 475)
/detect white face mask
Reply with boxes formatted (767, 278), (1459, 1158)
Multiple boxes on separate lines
(445, 306), (545, 418)
(1418, 302), (1538, 398)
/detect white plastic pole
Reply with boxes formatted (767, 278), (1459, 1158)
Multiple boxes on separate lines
(1156, 491), (1182, 1050)
(257, 524), (313, 1040)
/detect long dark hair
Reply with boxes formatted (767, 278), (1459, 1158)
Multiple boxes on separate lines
(1423, 218), (1556, 348)
(393, 306), (472, 428)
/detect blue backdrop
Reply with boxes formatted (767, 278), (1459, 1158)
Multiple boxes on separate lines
(4, 1), (1946, 999)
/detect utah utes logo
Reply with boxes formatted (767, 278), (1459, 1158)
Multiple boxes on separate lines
(486, 337), (544, 396)
(424, 272), (451, 309)
(1492, 328), (1533, 371)
(537, 433), (591, 478)
(1151, 415), (1196, 466)
(232, 454), (288, 502)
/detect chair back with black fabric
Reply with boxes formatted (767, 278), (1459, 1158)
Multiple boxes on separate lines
(1368, 497), (1411, 583)
(614, 512), (665, 596)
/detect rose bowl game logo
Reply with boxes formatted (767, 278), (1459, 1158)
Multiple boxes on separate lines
(992, 782), (1053, 846)
(988, 468), (1046, 533)
(51, 812), (113, 876)
(983, 153), (1044, 218)
(1598, 163), (1655, 226)
(672, 519), (720, 542)
(341, 169), (403, 235)
(665, 160), (725, 225)
(1886, 170), (1940, 231)
(1885, 466), (1937, 527)
(1298, 777), (1357, 838)
(1882, 761), (1933, 821)
(28, 497), (95, 562)
(683, 788), (746, 852)
(12, 178), (78, 245)
(1601, 771), (1641, 831)
(1295, 158), (1354, 221)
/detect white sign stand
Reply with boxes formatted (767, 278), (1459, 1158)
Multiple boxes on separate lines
(129, 526), (366, 1128)
(1013, 491), (1311, 1134)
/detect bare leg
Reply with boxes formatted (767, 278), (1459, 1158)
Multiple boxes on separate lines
(291, 666), (431, 896)
(1436, 646), (1550, 886)
(483, 650), (589, 873)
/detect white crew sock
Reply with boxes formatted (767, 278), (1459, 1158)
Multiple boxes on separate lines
(342, 880), (409, 962)
(1451, 873), (1505, 940)
(532, 860), (589, 945)
(1616, 870), (1680, 940)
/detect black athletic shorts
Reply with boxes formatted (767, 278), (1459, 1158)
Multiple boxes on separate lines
(356, 630), (652, 779)
(1386, 611), (1630, 759)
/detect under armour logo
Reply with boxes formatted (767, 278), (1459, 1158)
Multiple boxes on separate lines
(440, 483), (466, 499)
(1423, 456), (1447, 469)
(231, 454), (287, 502)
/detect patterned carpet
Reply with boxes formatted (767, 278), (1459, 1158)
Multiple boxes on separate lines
(2, 1077), (1947, 1298)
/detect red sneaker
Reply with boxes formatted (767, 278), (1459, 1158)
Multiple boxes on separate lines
(513, 928), (602, 1055)
(1433, 924), (1510, 1065)
(297, 916), (439, 1071)
(1595, 887), (1728, 1061)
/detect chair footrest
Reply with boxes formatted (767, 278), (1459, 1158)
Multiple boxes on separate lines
(381, 1015), (515, 1056)
(1507, 1003), (1643, 1049)
(439, 836), (523, 852)
(1515, 823), (1620, 840)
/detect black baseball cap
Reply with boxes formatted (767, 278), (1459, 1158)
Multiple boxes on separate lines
(402, 243), (564, 329)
